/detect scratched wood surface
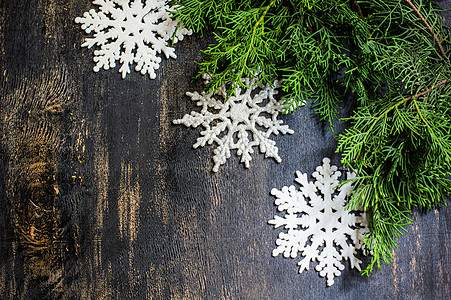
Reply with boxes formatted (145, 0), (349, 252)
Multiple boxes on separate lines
(0, 1), (450, 299)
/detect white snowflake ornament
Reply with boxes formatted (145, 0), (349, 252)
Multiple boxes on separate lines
(75, 0), (192, 79)
(268, 158), (370, 286)
(173, 75), (295, 172)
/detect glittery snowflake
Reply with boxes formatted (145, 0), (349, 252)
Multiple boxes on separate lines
(75, 0), (192, 79)
(173, 74), (295, 172)
(268, 158), (370, 286)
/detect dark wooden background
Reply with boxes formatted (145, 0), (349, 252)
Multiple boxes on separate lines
(0, 1), (450, 299)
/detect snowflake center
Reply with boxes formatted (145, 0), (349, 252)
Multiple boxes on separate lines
(123, 15), (145, 34)
(229, 101), (251, 123)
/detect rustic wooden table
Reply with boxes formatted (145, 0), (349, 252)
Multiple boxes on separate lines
(0, 1), (450, 299)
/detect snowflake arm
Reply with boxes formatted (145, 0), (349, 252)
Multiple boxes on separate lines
(173, 75), (297, 172)
(75, 0), (192, 79)
(196, 121), (228, 148)
(269, 158), (370, 286)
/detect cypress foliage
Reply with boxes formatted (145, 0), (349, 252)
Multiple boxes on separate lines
(173, 0), (451, 275)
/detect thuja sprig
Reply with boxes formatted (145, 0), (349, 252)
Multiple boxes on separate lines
(337, 0), (451, 274)
(173, 0), (451, 276)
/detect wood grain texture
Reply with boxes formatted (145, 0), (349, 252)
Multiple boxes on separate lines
(0, 0), (450, 299)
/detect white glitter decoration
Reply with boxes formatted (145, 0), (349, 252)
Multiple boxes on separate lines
(75, 0), (192, 79)
(268, 158), (370, 286)
(173, 74), (295, 172)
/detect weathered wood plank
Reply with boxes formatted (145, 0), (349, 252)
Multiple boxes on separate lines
(0, 0), (450, 299)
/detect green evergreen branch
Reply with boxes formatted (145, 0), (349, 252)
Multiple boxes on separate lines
(254, 0), (277, 31)
(174, 0), (451, 276)
(405, 0), (447, 58)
